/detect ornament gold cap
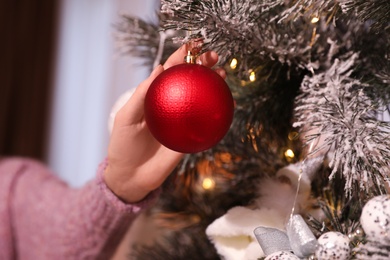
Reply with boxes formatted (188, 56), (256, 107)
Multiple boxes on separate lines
(184, 50), (197, 64)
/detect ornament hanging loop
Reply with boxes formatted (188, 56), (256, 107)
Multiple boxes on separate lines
(184, 1), (203, 65)
(184, 50), (197, 64)
(184, 39), (203, 64)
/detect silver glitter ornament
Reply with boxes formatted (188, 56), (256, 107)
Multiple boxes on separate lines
(254, 227), (291, 256)
(286, 214), (317, 258)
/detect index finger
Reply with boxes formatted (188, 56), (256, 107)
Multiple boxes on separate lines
(163, 45), (189, 69)
(163, 44), (220, 70)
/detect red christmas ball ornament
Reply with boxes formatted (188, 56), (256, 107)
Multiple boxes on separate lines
(144, 56), (234, 153)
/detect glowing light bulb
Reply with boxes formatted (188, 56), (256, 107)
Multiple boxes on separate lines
(284, 149), (295, 159)
(230, 58), (238, 70)
(249, 71), (256, 82)
(202, 177), (215, 190)
(311, 16), (319, 24)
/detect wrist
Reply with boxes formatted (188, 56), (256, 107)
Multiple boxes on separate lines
(103, 165), (151, 203)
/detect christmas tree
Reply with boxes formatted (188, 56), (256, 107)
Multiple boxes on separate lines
(116, 0), (390, 259)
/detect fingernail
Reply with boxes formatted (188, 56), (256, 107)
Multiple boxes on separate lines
(210, 51), (218, 59)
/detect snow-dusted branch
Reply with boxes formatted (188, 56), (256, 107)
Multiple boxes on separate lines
(294, 53), (390, 195)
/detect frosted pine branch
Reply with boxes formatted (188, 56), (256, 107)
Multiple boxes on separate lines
(115, 16), (160, 64)
(115, 15), (181, 67)
(294, 53), (390, 196)
(339, 0), (390, 32)
(161, 0), (282, 65)
(160, 0), (316, 70)
(354, 241), (390, 260)
(280, 0), (390, 32)
(279, 0), (339, 23)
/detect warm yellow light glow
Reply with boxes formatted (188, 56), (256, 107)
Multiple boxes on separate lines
(311, 16), (320, 24)
(230, 58), (238, 70)
(284, 149), (295, 159)
(249, 71), (256, 82)
(202, 177), (215, 190)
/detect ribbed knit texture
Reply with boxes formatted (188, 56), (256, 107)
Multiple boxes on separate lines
(0, 157), (159, 260)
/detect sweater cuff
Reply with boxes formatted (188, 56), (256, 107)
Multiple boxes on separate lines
(96, 158), (161, 214)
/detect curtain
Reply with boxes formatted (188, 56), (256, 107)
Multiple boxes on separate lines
(0, 1), (59, 161)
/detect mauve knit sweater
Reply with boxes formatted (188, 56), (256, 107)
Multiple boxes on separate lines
(0, 157), (157, 260)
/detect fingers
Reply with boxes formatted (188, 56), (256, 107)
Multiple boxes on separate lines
(197, 50), (219, 67)
(117, 45), (225, 125)
(163, 45), (220, 70)
(163, 45), (189, 69)
(214, 67), (227, 79)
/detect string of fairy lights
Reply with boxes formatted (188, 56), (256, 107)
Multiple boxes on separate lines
(191, 15), (325, 193)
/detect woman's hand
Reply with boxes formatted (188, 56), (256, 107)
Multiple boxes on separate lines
(104, 45), (225, 203)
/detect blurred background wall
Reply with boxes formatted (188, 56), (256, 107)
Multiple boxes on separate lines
(0, 0), (158, 187)
(0, 1), (59, 165)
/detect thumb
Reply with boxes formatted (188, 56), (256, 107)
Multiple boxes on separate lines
(117, 65), (164, 125)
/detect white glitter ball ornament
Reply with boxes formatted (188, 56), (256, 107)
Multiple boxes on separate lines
(360, 195), (390, 242)
(315, 232), (350, 260)
(265, 251), (300, 260)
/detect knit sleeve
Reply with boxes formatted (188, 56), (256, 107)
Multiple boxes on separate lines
(2, 157), (159, 260)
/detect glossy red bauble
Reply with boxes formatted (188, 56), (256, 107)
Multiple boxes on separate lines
(144, 63), (234, 153)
